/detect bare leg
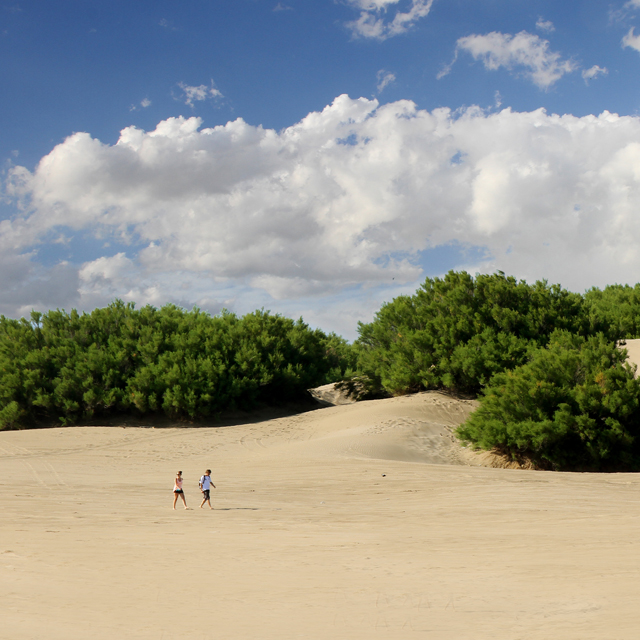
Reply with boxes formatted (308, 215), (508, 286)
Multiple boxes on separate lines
(180, 493), (188, 509)
(173, 493), (179, 510)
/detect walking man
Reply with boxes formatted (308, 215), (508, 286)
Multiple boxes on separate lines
(199, 469), (216, 509)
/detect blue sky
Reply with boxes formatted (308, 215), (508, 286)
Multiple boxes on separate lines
(4, 0), (640, 338)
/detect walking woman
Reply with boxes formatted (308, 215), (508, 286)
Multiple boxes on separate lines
(173, 471), (188, 509)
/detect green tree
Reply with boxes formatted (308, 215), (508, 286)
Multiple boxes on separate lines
(355, 271), (586, 396)
(456, 331), (640, 470)
(0, 302), (355, 429)
(584, 283), (640, 340)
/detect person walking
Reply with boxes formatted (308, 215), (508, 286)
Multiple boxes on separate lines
(173, 471), (188, 510)
(199, 469), (216, 509)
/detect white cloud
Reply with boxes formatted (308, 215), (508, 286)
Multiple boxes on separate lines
(78, 253), (168, 309)
(442, 31), (577, 90)
(611, 0), (640, 23)
(535, 18), (555, 33)
(9, 97), (640, 335)
(177, 81), (222, 107)
(622, 26), (640, 52)
(129, 98), (152, 112)
(582, 65), (608, 84)
(345, 0), (434, 40)
(376, 69), (396, 93)
(0, 249), (80, 318)
(158, 18), (178, 30)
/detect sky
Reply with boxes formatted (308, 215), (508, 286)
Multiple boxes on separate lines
(3, 0), (640, 339)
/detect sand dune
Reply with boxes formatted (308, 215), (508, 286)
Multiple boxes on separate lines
(623, 338), (640, 376)
(2, 391), (640, 639)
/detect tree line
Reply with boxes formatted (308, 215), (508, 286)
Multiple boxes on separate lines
(5, 271), (640, 470)
(0, 301), (355, 429)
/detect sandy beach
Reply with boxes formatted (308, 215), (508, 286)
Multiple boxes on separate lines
(2, 390), (640, 639)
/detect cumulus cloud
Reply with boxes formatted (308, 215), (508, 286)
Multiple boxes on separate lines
(0, 249), (80, 318)
(8, 96), (640, 335)
(535, 18), (555, 33)
(441, 31), (577, 89)
(129, 97), (151, 112)
(177, 81), (222, 107)
(376, 69), (396, 93)
(622, 26), (640, 52)
(582, 65), (608, 83)
(345, 0), (434, 40)
(611, 0), (640, 23)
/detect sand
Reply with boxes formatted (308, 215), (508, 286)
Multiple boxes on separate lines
(2, 390), (640, 639)
(623, 338), (640, 376)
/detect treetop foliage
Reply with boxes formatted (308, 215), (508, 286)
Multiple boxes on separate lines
(0, 301), (355, 430)
(355, 270), (588, 396)
(584, 283), (640, 340)
(456, 331), (640, 471)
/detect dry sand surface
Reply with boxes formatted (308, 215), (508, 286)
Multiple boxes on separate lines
(623, 338), (640, 376)
(2, 391), (640, 639)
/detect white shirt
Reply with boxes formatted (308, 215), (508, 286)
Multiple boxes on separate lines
(200, 475), (212, 490)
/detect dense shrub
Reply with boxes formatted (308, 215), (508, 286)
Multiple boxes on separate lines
(584, 283), (640, 341)
(456, 331), (640, 471)
(0, 302), (355, 429)
(355, 271), (587, 396)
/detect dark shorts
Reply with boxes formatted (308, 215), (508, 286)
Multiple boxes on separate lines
(174, 489), (183, 494)
(202, 489), (210, 500)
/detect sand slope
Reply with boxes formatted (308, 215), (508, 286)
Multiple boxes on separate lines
(2, 391), (640, 639)
(623, 338), (640, 376)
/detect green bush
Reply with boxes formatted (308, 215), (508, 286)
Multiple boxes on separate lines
(584, 283), (640, 340)
(355, 271), (586, 396)
(456, 331), (640, 470)
(0, 302), (355, 429)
